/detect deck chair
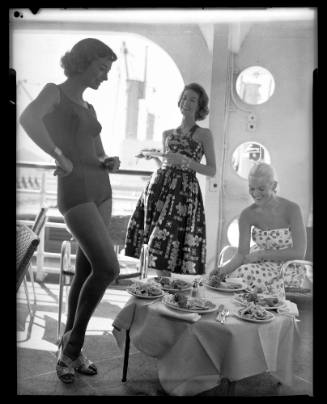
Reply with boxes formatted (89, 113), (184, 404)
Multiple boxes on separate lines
(32, 207), (48, 236)
(28, 207), (48, 300)
(16, 224), (40, 314)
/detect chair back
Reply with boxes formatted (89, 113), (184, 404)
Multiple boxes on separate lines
(16, 224), (40, 292)
(32, 207), (48, 236)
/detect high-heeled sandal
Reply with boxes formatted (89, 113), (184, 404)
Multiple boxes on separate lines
(74, 351), (97, 375)
(56, 339), (75, 384)
(58, 332), (97, 376)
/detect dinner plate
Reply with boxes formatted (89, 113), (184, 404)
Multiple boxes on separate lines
(153, 278), (192, 293)
(233, 295), (286, 310)
(163, 297), (218, 314)
(136, 151), (165, 158)
(162, 286), (192, 292)
(234, 309), (275, 323)
(127, 289), (164, 299)
(204, 281), (246, 293)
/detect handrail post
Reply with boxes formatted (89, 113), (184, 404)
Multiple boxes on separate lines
(36, 171), (47, 282)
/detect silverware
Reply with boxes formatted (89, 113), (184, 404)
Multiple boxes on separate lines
(221, 309), (230, 323)
(216, 304), (225, 323)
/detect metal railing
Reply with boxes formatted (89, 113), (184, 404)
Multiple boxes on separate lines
(17, 161), (152, 281)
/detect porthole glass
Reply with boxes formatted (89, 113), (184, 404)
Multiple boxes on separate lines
(227, 217), (255, 248)
(236, 66), (275, 105)
(232, 141), (271, 179)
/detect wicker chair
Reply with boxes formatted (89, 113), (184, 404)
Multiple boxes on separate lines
(16, 224), (40, 314)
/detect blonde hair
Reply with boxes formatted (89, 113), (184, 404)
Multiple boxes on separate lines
(248, 162), (278, 187)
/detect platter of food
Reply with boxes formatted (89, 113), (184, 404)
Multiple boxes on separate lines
(204, 276), (247, 293)
(234, 303), (275, 323)
(127, 282), (164, 299)
(153, 276), (192, 292)
(233, 292), (285, 310)
(135, 149), (165, 158)
(162, 293), (218, 314)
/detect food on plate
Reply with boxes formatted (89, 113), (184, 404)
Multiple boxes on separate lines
(167, 293), (215, 311)
(257, 296), (280, 307)
(154, 276), (191, 290)
(207, 274), (242, 289)
(235, 292), (281, 308)
(239, 302), (271, 320)
(128, 281), (163, 297)
(207, 272), (226, 287)
(135, 148), (163, 158)
(236, 292), (259, 303)
(174, 293), (188, 308)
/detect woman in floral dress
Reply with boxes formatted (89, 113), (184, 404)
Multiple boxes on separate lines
(124, 83), (216, 275)
(210, 162), (307, 299)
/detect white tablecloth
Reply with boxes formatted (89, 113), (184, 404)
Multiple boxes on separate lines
(112, 286), (299, 396)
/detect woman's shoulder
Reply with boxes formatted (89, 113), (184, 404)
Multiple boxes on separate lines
(239, 205), (255, 222)
(277, 196), (300, 211)
(194, 125), (211, 135)
(193, 126), (211, 143)
(38, 82), (60, 102)
(162, 129), (175, 136)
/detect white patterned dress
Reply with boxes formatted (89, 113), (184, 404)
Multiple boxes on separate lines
(226, 226), (307, 300)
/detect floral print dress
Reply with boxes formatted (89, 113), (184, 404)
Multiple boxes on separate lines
(124, 124), (206, 274)
(226, 226), (307, 300)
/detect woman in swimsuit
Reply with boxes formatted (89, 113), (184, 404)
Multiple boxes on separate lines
(19, 38), (121, 383)
(209, 162), (307, 299)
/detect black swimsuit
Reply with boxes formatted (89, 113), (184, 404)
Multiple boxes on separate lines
(43, 84), (111, 215)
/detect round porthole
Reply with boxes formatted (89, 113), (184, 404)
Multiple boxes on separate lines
(227, 217), (255, 248)
(232, 141), (271, 179)
(236, 66), (275, 105)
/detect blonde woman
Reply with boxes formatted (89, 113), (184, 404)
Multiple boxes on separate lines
(210, 162), (307, 299)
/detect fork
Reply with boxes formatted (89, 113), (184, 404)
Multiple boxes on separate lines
(221, 309), (230, 323)
(216, 304), (225, 323)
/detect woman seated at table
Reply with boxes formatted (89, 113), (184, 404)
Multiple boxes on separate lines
(209, 162), (307, 300)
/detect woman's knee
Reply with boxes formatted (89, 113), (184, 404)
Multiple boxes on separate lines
(94, 261), (120, 285)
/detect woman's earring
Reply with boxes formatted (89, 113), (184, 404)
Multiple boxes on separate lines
(272, 181), (278, 193)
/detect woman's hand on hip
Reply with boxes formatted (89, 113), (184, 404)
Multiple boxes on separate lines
(107, 156), (121, 173)
(53, 154), (73, 177)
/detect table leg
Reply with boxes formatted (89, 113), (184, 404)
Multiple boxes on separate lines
(122, 329), (130, 382)
(226, 380), (236, 396)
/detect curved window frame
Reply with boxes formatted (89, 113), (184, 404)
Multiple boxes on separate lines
(231, 141), (271, 180)
(235, 65), (275, 106)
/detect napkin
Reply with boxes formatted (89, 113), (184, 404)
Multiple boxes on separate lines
(277, 300), (299, 317)
(152, 303), (201, 322)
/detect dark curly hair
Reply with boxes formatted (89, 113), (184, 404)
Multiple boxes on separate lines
(177, 82), (209, 121)
(60, 38), (117, 78)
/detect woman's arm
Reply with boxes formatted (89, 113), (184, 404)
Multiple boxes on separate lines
(190, 128), (216, 177)
(20, 83), (61, 158)
(19, 83), (73, 175)
(210, 209), (252, 276)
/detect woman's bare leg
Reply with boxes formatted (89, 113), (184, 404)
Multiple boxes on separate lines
(63, 199), (113, 334)
(62, 199), (119, 359)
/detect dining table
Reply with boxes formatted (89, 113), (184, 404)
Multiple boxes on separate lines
(112, 275), (300, 396)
